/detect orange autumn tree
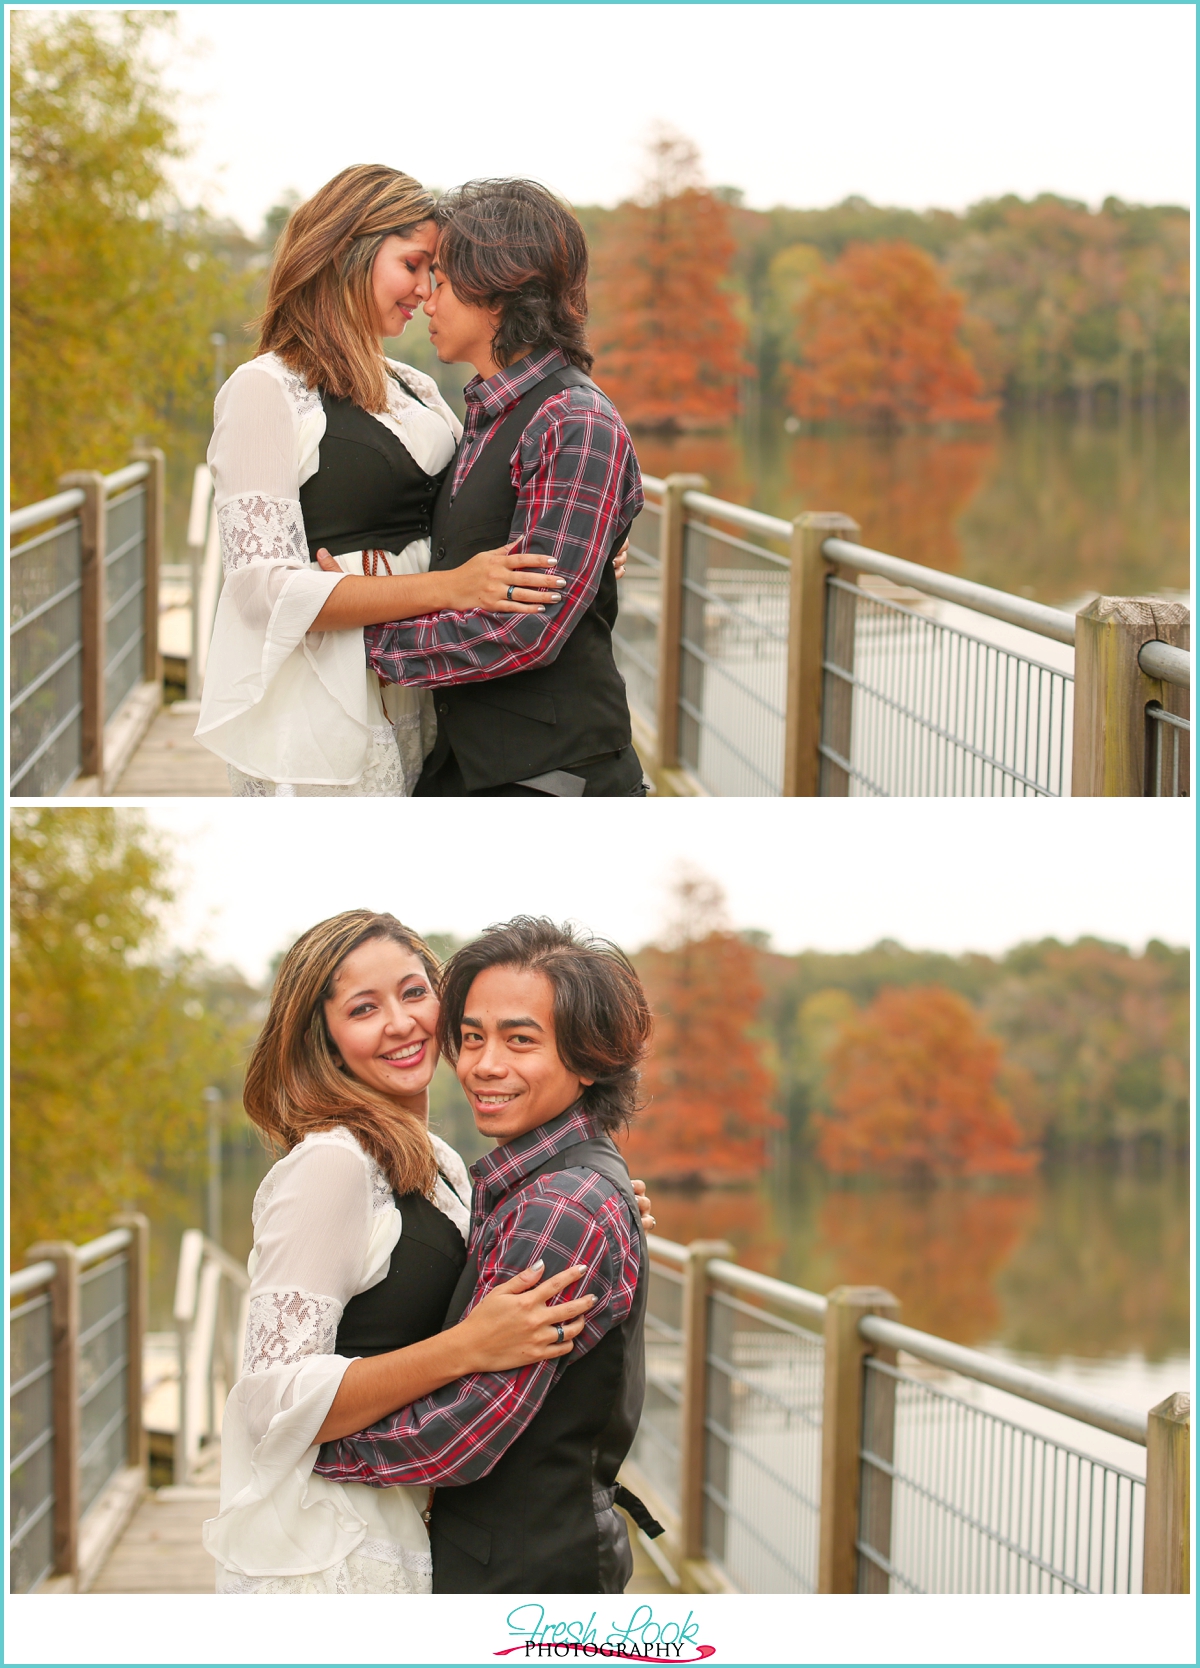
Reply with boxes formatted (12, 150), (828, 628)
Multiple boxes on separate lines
(788, 241), (998, 429)
(813, 985), (1034, 1180)
(625, 870), (780, 1184)
(589, 129), (750, 430)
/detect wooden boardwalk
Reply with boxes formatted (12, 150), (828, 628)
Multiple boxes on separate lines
(89, 1475), (668, 1594)
(90, 1487), (219, 1593)
(112, 701), (231, 796)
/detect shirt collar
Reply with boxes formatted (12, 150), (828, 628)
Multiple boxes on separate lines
(469, 1100), (600, 1214)
(463, 346), (569, 419)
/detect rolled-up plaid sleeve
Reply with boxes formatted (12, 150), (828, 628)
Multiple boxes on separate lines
(311, 1172), (639, 1488)
(365, 390), (643, 688)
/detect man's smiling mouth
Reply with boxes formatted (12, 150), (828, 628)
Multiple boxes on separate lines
(473, 1091), (519, 1107)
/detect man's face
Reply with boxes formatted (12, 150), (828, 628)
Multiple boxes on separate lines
(424, 259), (501, 375)
(455, 965), (593, 1144)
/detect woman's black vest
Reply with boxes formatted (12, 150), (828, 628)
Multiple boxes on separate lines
(335, 1187), (467, 1359)
(299, 382), (448, 560)
(422, 367), (633, 793)
(428, 1134), (648, 1594)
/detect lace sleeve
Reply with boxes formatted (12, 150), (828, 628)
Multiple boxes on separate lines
(243, 1136), (379, 1377)
(242, 1289), (342, 1375)
(218, 495), (309, 575)
(208, 363), (314, 578)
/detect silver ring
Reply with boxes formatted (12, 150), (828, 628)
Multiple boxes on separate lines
(506, 585), (516, 601)
(554, 1322), (565, 1345)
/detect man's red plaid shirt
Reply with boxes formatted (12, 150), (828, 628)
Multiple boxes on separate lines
(312, 1103), (641, 1488)
(364, 347), (644, 687)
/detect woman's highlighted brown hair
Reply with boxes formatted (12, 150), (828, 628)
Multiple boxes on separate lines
(243, 910), (440, 1200)
(258, 164), (435, 413)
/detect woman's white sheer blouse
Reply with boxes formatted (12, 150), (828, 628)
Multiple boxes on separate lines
(195, 354), (461, 789)
(202, 1127), (471, 1592)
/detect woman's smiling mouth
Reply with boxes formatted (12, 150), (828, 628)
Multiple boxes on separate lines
(380, 1040), (426, 1066)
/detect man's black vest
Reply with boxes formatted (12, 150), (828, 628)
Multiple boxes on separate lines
(425, 367), (633, 793)
(429, 1134), (648, 1593)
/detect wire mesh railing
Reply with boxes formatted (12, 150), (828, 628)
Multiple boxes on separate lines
(703, 1283), (825, 1591)
(858, 1356), (1145, 1593)
(9, 456), (161, 797)
(8, 492), (87, 796)
(1145, 705), (1190, 797)
(820, 576), (1073, 796)
(622, 1238), (1186, 1597)
(9, 1262), (58, 1593)
(77, 1249), (131, 1520)
(678, 514), (790, 795)
(101, 480), (149, 727)
(617, 478), (1189, 798)
(628, 1246), (685, 1518)
(612, 494), (663, 742)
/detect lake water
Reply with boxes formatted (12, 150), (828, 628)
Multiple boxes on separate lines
(153, 1134), (1189, 1429)
(647, 1159), (1191, 1424)
(634, 408), (1190, 609)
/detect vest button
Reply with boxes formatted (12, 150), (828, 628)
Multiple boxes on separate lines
(438, 702), (449, 715)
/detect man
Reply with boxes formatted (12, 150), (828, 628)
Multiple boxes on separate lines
(313, 917), (662, 1592)
(363, 178), (645, 797)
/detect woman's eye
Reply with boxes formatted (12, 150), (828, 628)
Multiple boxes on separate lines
(350, 1002), (374, 1018)
(403, 984), (428, 1000)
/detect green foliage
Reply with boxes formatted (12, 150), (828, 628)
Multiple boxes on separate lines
(583, 190), (1189, 416)
(9, 809), (259, 1252)
(753, 936), (1188, 1160)
(9, 10), (262, 504)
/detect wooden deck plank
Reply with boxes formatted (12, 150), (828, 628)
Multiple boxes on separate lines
(111, 701), (231, 797)
(89, 1489), (218, 1593)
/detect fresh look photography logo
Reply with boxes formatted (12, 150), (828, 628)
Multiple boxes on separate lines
(496, 1604), (716, 1662)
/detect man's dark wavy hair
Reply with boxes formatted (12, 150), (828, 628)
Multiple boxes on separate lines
(436, 917), (651, 1135)
(434, 179), (593, 372)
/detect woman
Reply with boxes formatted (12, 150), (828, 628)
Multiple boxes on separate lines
(204, 910), (654, 1594)
(196, 163), (609, 796)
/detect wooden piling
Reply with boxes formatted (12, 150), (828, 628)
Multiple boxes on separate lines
(785, 513), (861, 796)
(817, 1285), (901, 1593)
(1143, 1392), (1190, 1593)
(57, 471), (107, 781)
(655, 474), (708, 781)
(25, 1241), (81, 1581)
(1071, 597), (1190, 795)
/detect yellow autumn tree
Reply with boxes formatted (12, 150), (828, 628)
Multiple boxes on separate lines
(10, 809), (258, 1251)
(9, 10), (258, 503)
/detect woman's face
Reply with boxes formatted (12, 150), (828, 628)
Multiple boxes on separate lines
(324, 938), (440, 1101)
(370, 223), (438, 339)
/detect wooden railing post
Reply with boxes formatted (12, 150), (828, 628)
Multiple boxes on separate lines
(1143, 1392), (1190, 1592)
(655, 474), (708, 778)
(818, 1284), (900, 1594)
(679, 1239), (732, 1564)
(57, 470), (106, 779)
(1071, 597), (1190, 795)
(111, 1214), (149, 1475)
(785, 513), (860, 797)
(131, 449), (165, 687)
(25, 1240), (81, 1582)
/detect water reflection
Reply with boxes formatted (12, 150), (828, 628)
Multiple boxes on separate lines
(648, 1162), (1189, 1369)
(634, 410), (1189, 606)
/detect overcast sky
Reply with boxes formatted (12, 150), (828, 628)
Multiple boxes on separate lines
(135, 799), (1193, 984)
(162, 4), (1196, 236)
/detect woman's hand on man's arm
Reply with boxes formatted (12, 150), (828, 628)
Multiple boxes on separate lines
(309, 544), (566, 629)
(313, 1261), (594, 1444)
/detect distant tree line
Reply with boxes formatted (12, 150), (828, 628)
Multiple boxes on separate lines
(581, 134), (1190, 432)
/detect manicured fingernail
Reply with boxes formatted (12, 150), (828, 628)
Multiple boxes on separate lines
(527, 1259), (544, 1272)
(555, 579), (566, 587)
